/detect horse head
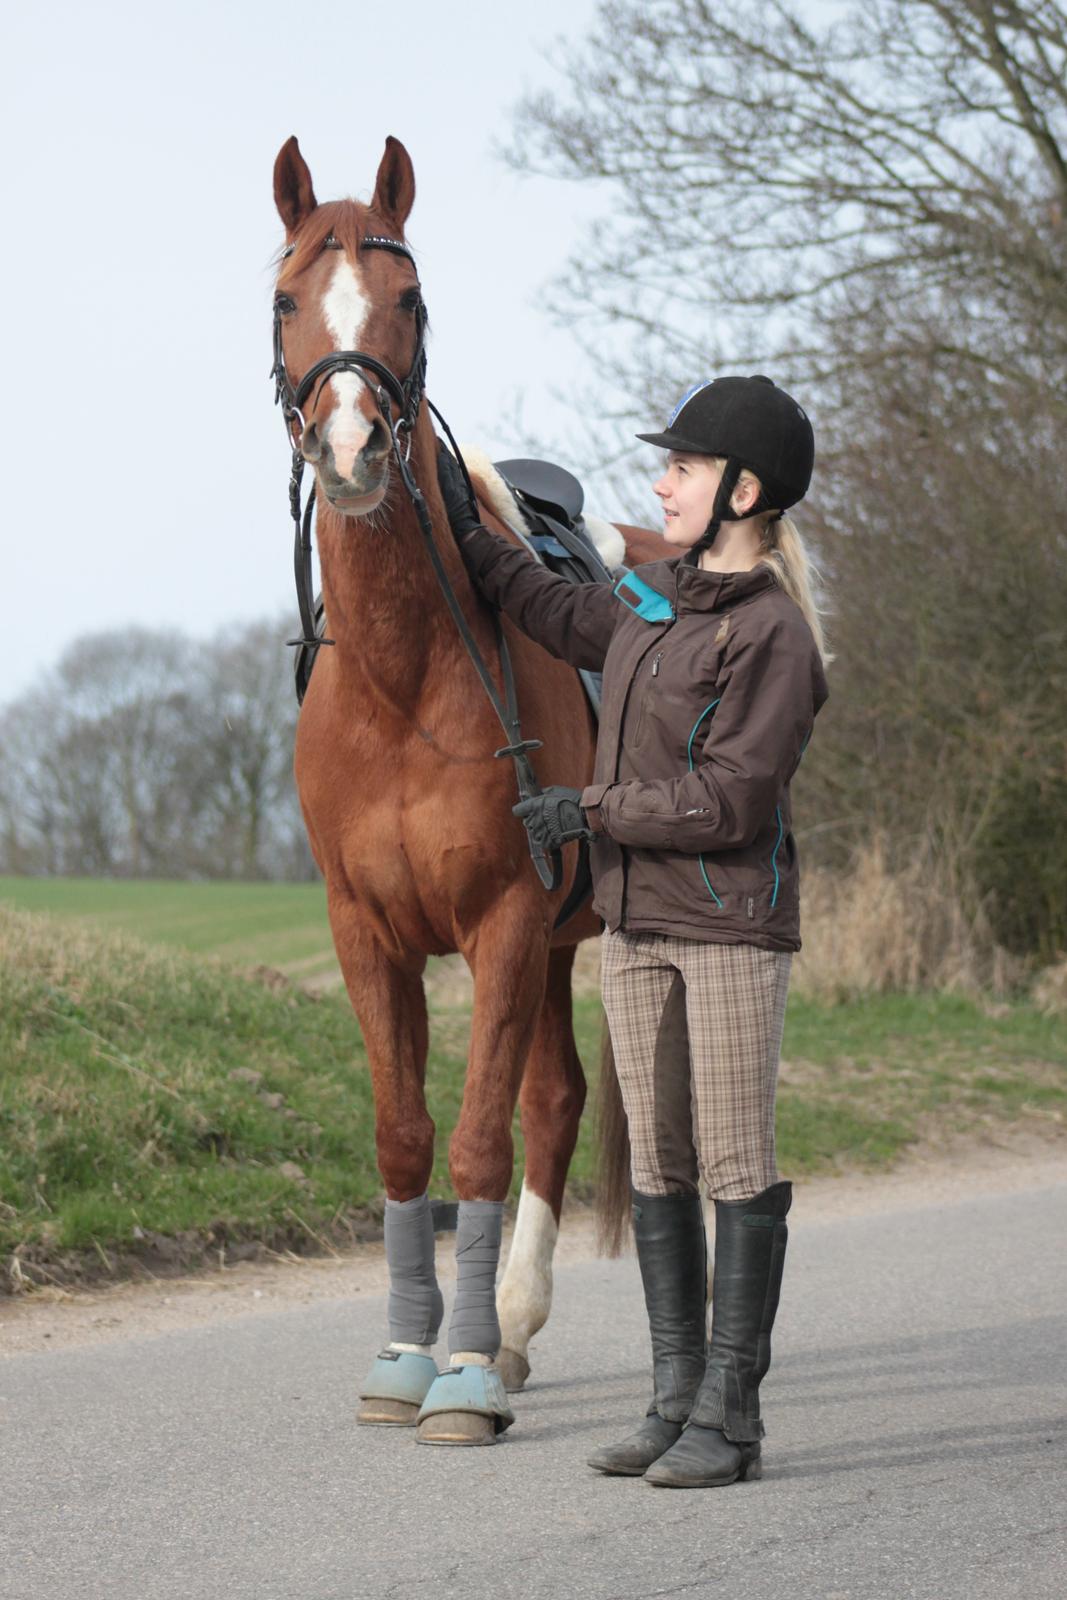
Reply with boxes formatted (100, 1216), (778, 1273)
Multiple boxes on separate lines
(272, 136), (425, 516)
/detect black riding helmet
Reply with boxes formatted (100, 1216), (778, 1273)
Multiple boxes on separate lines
(637, 375), (814, 556)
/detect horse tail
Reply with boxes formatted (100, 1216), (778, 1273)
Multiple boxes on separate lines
(595, 1015), (632, 1256)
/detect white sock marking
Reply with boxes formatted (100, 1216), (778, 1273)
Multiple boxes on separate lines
(496, 1185), (558, 1359)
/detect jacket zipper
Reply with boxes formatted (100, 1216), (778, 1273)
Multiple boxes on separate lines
(632, 651), (663, 747)
(615, 635), (672, 928)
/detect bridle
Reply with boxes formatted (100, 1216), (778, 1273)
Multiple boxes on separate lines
(272, 234), (428, 455)
(270, 231), (564, 893)
(271, 232), (429, 655)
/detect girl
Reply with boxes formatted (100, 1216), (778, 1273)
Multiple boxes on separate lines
(437, 374), (829, 1488)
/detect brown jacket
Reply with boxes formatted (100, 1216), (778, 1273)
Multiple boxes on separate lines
(461, 526), (829, 951)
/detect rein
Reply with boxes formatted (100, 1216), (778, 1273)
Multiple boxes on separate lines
(270, 233), (562, 893)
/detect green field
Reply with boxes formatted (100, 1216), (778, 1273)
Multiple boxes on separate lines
(0, 876), (340, 983)
(1, 880), (1064, 1287)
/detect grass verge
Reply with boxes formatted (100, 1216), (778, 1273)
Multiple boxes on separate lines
(1, 904), (1063, 1291)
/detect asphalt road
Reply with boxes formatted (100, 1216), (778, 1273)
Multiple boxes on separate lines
(2, 1184), (1065, 1600)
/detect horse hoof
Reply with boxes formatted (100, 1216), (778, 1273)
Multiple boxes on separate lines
(358, 1350), (438, 1427)
(414, 1363), (515, 1445)
(416, 1410), (497, 1446)
(357, 1397), (421, 1426)
(496, 1347), (531, 1393)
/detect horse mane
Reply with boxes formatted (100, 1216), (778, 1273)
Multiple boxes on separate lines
(276, 199), (400, 286)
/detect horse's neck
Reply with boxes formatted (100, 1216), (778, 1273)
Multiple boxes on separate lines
(315, 440), (469, 713)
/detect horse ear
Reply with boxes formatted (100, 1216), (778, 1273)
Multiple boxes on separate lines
(371, 136), (416, 233)
(274, 136), (318, 237)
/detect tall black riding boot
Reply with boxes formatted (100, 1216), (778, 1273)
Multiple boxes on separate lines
(587, 1190), (707, 1476)
(645, 1180), (791, 1488)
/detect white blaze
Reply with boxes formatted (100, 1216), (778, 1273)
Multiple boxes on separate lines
(322, 256), (373, 479)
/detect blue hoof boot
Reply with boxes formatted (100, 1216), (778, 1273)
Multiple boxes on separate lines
(415, 1364), (515, 1445)
(358, 1350), (439, 1426)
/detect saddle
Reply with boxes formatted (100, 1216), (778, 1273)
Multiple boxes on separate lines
(492, 458), (613, 718)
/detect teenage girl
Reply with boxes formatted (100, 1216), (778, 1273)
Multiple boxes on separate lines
(437, 375), (830, 1487)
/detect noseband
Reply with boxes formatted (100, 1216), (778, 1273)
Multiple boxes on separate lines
(270, 231), (565, 894)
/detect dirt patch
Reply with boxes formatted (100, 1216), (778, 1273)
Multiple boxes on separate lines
(2, 1128), (1062, 1360)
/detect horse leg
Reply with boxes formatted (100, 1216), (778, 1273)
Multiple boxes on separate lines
(415, 898), (549, 1446)
(496, 941), (587, 1392)
(327, 900), (441, 1426)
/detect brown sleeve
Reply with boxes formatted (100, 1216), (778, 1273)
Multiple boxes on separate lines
(460, 525), (617, 672)
(594, 618), (827, 853)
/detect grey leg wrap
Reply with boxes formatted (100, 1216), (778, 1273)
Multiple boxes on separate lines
(448, 1200), (504, 1356)
(385, 1194), (444, 1346)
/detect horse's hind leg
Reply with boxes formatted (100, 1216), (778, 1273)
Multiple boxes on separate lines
(327, 899), (441, 1426)
(497, 941), (587, 1392)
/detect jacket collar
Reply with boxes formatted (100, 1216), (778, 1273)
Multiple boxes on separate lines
(634, 555), (778, 615)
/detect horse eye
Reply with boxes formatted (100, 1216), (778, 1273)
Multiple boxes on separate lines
(399, 288), (422, 313)
(274, 294), (297, 316)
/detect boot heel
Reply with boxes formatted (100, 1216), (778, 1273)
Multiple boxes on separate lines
(737, 1445), (762, 1481)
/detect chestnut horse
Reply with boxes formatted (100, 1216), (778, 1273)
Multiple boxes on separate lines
(271, 135), (665, 1445)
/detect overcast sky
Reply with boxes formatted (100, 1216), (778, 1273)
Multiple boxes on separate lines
(2, 0), (621, 702)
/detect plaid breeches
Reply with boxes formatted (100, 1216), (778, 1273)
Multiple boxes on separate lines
(600, 929), (792, 1202)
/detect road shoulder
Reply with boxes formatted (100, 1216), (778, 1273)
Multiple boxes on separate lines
(2, 1130), (1062, 1359)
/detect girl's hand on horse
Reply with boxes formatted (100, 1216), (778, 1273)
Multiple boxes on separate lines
(513, 787), (598, 848)
(436, 439), (482, 541)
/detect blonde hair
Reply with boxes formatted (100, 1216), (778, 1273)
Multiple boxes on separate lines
(734, 466), (833, 668)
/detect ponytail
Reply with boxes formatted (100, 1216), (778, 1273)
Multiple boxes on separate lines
(757, 513), (834, 668)
(724, 462), (833, 666)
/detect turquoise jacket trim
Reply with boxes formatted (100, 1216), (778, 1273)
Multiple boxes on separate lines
(687, 700), (723, 907)
(770, 805), (784, 908)
(612, 571), (676, 624)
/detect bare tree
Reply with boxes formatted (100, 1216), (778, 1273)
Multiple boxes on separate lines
(194, 617), (304, 880)
(0, 619), (313, 883)
(512, 0), (1067, 406)
(48, 630), (204, 876)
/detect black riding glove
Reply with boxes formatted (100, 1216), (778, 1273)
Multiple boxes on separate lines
(436, 440), (482, 541)
(513, 786), (595, 849)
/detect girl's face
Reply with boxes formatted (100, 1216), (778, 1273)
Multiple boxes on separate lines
(653, 453), (724, 548)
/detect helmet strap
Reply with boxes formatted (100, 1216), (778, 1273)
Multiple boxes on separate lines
(689, 457), (744, 558)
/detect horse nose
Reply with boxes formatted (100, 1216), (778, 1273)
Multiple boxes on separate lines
(362, 416), (390, 460)
(302, 420), (323, 463)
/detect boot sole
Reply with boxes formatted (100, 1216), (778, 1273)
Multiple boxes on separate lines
(587, 1460), (655, 1476)
(646, 1458), (762, 1489)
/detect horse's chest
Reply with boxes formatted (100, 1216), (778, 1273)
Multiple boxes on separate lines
(298, 712), (499, 935)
